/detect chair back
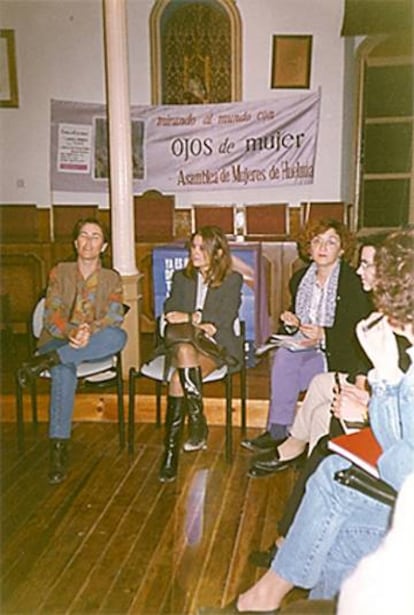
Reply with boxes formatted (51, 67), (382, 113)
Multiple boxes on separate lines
(32, 297), (46, 339)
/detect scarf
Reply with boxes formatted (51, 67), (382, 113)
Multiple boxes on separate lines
(295, 261), (340, 327)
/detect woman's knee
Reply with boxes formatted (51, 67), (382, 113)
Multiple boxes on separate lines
(174, 343), (198, 366)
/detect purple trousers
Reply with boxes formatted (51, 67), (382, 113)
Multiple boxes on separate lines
(267, 347), (326, 430)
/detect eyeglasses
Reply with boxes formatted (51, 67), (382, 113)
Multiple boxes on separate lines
(310, 236), (340, 248)
(358, 261), (376, 270)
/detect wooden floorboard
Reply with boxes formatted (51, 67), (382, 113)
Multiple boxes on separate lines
(1, 421), (306, 615)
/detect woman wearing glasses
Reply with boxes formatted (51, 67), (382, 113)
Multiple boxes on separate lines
(243, 218), (371, 477)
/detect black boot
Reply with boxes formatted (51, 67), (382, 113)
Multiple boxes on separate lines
(18, 351), (61, 387)
(159, 396), (185, 483)
(48, 438), (69, 485)
(179, 367), (208, 452)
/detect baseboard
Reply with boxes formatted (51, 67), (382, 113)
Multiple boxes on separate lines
(1, 393), (268, 428)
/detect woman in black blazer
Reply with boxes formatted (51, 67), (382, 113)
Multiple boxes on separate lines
(156, 225), (243, 483)
(243, 219), (371, 477)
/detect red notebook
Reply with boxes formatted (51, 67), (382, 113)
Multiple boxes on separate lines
(328, 427), (383, 478)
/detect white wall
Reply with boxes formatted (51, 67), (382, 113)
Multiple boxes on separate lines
(0, 0), (352, 209)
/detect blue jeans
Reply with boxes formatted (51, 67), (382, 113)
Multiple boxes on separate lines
(39, 327), (127, 439)
(267, 347), (325, 430)
(271, 454), (392, 599)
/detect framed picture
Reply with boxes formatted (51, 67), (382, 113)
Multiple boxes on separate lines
(271, 35), (312, 89)
(0, 29), (19, 107)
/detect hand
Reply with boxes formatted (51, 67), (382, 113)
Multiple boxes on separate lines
(68, 323), (91, 348)
(198, 323), (216, 338)
(331, 385), (369, 423)
(280, 311), (300, 329)
(165, 311), (189, 324)
(300, 323), (324, 343)
(356, 312), (401, 381)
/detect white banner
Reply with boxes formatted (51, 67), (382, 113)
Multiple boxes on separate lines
(50, 91), (320, 193)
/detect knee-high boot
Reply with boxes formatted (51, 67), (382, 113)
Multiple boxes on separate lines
(179, 366), (208, 452)
(159, 396), (185, 483)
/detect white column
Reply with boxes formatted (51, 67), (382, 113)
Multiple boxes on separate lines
(103, 0), (141, 376)
(103, 0), (137, 275)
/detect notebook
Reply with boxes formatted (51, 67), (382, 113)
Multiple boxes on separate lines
(328, 427), (382, 478)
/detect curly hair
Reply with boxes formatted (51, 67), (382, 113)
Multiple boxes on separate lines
(185, 225), (233, 287)
(295, 218), (356, 262)
(373, 226), (414, 325)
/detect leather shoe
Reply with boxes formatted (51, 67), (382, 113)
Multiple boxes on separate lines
(248, 449), (307, 478)
(198, 598), (280, 614)
(18, 351), (61, 387)
(248, 543), (278, 568)
(240, 431), (280, 453)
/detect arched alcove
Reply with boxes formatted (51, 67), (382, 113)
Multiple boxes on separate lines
(150, 0), (242, 104)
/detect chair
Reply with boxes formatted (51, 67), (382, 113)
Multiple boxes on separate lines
(192, 205), (235, 236)
(15, 297), (125, 451)
(300, 201), (352, 227)
(244, 203), (290, 240)
(134, 190), (175, 242)
(128, 318), (247, 463)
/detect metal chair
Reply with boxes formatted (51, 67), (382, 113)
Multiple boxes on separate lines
(128, 318), (247, 463)
(15, 297), (125, 450)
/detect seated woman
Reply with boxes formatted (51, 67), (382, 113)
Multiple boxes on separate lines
(199, 226), (414, 613)
(17, 218), (127, 484)
(152, 225), (243, 483)
(243, 219), (371, 477)
(249, 232), (388, 479)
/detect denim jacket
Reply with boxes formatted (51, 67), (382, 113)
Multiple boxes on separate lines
(369, 347), (414, 491)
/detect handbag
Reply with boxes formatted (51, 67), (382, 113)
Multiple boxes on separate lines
(164, 322), (234, 365)
(334, 465), (397, 507)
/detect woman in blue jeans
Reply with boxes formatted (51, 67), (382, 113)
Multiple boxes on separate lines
(200, 226), (414, 613)
(18, 218), (127, 485)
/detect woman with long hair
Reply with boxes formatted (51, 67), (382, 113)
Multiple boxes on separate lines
(154, 226), (243, 483)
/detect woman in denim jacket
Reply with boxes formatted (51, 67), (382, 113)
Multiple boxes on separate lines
(200, 227), (413, 614)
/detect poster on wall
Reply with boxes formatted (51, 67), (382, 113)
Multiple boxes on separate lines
(152, 242), (270, 366)
(50, 90), (320, 194)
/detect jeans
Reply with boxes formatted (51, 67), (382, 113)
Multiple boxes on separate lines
(267, 347), (325, 430)
(271, 454), (392, 599)
(39, 327), (127, 439)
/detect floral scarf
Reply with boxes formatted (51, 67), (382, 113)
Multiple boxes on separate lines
(295, 261), (340, 327)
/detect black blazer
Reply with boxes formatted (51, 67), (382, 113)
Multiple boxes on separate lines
(289, 261), (372, 373)
(163, 269), (244, 364)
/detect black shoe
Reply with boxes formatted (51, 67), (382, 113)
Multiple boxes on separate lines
(48, 439), (68, 485)
(183, 413), (208, 452)
(240, 431), (278, 452)
(248, 449), (307, 478)
(18, 351), (61, 387)
(248, 543), (278, 568)
(198, 599), (280, 614)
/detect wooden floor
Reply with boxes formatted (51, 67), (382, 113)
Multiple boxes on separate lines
(1, 419), (308, 615)
(1, 332), (309, 614)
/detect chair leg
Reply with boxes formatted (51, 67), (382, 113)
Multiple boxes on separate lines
(155, 381), (162, 427)
(116, 358), (125, 449)
(15, 372), (25, 452)
(31, 379), (38, 425)
(240, 362), (247, 434)
(225, 374), (233, 464)
(128, 367), (138, 455)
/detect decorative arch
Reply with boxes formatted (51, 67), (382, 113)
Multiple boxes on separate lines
(150, 0), (242, 104)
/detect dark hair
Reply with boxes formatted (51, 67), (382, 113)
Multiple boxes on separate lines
(72, 218), (109, 243)
(357, 231), (391, 250)
(373, 226), (414, 325)
(185, 225), (233, 287)
(296, 218), (356, 262)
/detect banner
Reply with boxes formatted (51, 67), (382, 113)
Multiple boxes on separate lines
(50, 91), (320, 193)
